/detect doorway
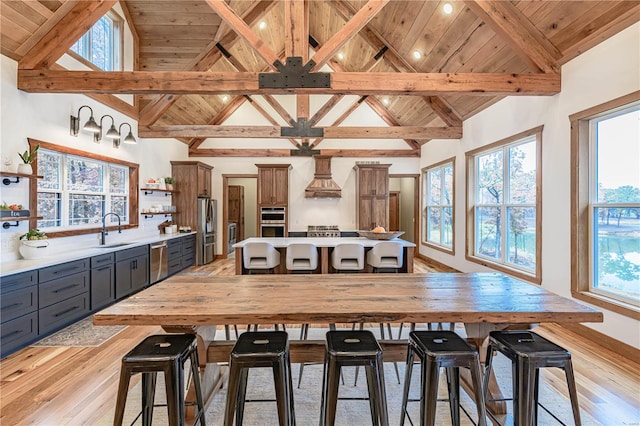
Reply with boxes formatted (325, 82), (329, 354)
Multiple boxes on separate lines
(389, 175), (419, 243)
(223, 175), (258, 258)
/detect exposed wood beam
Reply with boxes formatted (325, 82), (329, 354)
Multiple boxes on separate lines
(246, 98), (299, 147)
(138, 1), (275, 126)
(19, 70), (561, 96)
(327, 0), (465, 129)
(204, 0), (280, 70)
(189, 95), (247, 149)
(119, 1), (139, 110)
(464, 0), (561, 73)
(19, 0), (117, 69)
(189, 148), (419, 158)
(139, 125), (461, 140)
(15, 1), (77, 57)
(311, 96), (366, 147)
(285, 0), (310, 137)
(308, 95), (343, 127)
(425, 97), (463, 127)
(261, 95), (295, 125)
(310, 0), (390, 71)
(364, 97), (420, 149)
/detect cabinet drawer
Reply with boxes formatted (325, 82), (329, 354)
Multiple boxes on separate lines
(91, 253), (114, 268)
(115, 245), (148, 262)
(1, 312), (38, 357)
(1, 270), (38, 294)
(181, 254), (195, 269)
(168, 242), (182, 258)
(39, 271), (89, 308)
(39, 293), (89, 335)
(1, 285), (38, 324)
(39, 259), (88, 283)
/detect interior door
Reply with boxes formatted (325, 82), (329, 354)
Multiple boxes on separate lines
(389, 191), (400, 231)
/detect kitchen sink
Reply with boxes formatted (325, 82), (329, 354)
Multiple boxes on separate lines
(94, 242), (138, 249)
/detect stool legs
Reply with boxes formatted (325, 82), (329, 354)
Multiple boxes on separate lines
(114, 362), (132, 426)
(141, 372), (157, 426)
(399, 344), (415, 426)
(564, 360), (582, 426)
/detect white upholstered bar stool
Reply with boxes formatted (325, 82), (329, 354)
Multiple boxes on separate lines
(330, 243), (365, 272)
(366, 241), (404, 272)
(286, 243), (320, 388)
(243, 242), (282, 332)
(285, 243), (318, 273)
(243, 242), (280, 273)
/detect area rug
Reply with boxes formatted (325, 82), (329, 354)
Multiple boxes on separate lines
(31, 316), (127, 347)
(109, 326), (601, 426)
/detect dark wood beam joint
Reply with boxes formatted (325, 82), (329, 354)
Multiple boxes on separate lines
(281, 118), (324, 137)
(290, 142), (321, 157)
(260, 57), (330, 89)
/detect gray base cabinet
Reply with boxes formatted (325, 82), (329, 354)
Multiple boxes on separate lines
(168, 235), (196, 276)
(0, 271), (38, 358)
(115, 246), (149, 299)
(91, 253), (115, 310)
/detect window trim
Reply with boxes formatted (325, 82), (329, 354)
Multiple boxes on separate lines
(421, 157), (456, 255)
(68, 10), (124, 72)
(570, 91), (640, 320)
(465, 126), (543, 284)
(27, 138), (139, 238)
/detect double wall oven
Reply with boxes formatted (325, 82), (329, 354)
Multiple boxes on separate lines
(260, 207), (286, 237)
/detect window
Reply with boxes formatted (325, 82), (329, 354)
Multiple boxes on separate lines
(70, 11), (122, 71)
(466, 126), (542, 282)
(28, 139), (138, 237)
(422, 158), (454, 252)
(571, 93), (640, 318)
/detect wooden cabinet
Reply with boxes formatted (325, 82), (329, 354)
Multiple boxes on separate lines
(354, 164), (391, 231)
(171, 161), (213, 233)
(257, 164), (290, 206)
(228, 185), (244, 242)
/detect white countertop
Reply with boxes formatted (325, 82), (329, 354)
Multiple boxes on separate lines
(1, 232), (196, 277)
(233, 236), (416, 248)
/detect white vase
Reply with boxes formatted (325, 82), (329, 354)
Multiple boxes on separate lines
(17, 163), (33, 175)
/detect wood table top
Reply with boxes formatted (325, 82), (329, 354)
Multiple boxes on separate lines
(93, 273), (603, 326)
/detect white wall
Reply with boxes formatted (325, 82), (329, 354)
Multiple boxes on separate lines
(420, 23), (640, 348)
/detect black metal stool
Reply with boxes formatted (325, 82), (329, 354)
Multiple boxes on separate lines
(320, 330), (389, 426)
(113, 334), (205, 426)
(483, 330), (581, 426)
(224, 331), (295, 426)
(400, 330), (487, 426)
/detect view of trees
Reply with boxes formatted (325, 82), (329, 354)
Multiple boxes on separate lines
(424, 163), (453, 247)
(70, 15), (116, 71)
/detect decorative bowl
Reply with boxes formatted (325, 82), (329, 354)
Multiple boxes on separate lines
(357, 230), (405, 240)
(19, 239), (50, 259)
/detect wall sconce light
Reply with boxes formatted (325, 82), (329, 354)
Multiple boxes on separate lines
(70, 105), (100, 136)
(94, 114), (120, 143)
(113, 123), (137, 148)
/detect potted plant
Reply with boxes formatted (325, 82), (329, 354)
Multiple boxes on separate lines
(18, 228), (49, 259)
(164, 177), (176, 190)
(17, 144), (39, 175)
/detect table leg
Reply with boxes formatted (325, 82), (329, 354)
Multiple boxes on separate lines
(321, 247), (329, 274)
(235, 247), (243, 275)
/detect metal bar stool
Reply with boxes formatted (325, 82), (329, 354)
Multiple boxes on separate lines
(320, 330), (389, 426)
(400, 330), (487, 426)
(224, 331), (295, 426)
(483, 330), (581, 426)
(113, 334), (206, 426)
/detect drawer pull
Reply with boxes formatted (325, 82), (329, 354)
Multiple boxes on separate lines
(53, 266), (80, 275)
(2, 302), (23, 310)
(54, 306), (80, 317)
(3, 329), (23, 338)
(95, 266), (111, 272)
(53, 284), (80, 293)
(94, 259), (111, 265)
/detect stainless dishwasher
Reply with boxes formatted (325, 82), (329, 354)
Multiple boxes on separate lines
(150, 241), (168, 284)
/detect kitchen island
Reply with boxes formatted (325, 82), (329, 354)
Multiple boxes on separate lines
(233, 236), (415, 274)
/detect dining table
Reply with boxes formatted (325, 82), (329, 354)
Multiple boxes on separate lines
(93, 272), (603, 420)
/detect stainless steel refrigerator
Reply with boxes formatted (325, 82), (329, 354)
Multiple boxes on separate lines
(197, 198), (216, 265)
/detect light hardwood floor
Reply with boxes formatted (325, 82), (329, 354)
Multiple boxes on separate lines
(1, 257), (638, 425)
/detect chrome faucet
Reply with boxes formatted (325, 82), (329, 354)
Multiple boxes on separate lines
(101, 212), (122, 245)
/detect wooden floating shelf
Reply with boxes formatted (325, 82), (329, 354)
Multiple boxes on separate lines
(141, 188), (179, 196)
(1, 172), (44, 185)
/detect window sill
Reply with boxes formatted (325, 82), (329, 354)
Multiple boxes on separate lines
(421, 241), (454, 256)
(465, 255), (540, 285)
(571, 290), (640, 320)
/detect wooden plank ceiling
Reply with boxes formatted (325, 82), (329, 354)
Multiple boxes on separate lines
(3, 0), (639, 157)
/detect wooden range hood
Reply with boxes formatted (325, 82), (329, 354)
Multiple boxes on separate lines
(305, 155), (342, 198)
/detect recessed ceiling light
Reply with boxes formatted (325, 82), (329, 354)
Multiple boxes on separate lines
(413, 50), (422, 60)
(382, 98), (390, 106)
(222, 95), (229, 103)
(259, 21), (267, 30)
(443, 3), (453, 15)
(337, 52), (344, 61)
